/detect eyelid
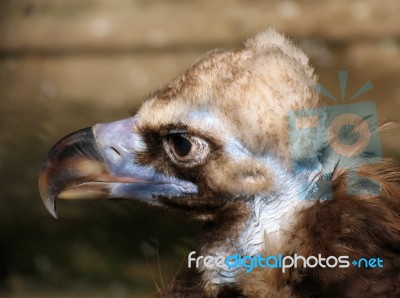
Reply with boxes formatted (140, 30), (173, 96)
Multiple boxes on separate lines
(167, 129), (188, 135)
(163, 133), (210, 167)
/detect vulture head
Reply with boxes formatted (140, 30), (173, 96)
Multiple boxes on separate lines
(39, 28), (400, 297)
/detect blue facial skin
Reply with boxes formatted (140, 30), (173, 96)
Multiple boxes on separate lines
(93, 118), (198, 203)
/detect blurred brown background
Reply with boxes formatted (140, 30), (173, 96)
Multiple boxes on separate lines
(0, 0), (399, 297)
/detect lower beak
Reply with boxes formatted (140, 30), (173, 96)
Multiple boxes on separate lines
(38, 118), (197, 218)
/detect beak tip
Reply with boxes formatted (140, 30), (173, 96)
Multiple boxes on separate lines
(42, 195), (58, 219)
(46, 202), (58, 219)
(49, 209), (58, 219)
(39, 177), (58, 219)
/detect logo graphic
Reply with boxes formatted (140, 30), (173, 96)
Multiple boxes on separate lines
(287, 71), (382, 199)
(188, 251), (384, 273)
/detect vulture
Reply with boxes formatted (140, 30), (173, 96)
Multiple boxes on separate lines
(39, 28), (400, 297)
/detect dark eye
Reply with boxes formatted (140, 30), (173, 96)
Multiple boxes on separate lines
(164, 133), (210, 167)
(168, 134), (192, 157)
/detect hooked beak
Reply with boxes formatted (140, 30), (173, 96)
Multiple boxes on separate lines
(38, 118), (198, 218)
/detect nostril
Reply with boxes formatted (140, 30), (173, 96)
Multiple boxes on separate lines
(107, 147), (122, 162)
(110, 147), (121, 156)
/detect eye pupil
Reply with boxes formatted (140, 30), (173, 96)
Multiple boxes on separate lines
(169, 135), (192, 157)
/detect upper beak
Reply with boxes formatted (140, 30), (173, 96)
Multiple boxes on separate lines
(38, 118), (198, 218)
